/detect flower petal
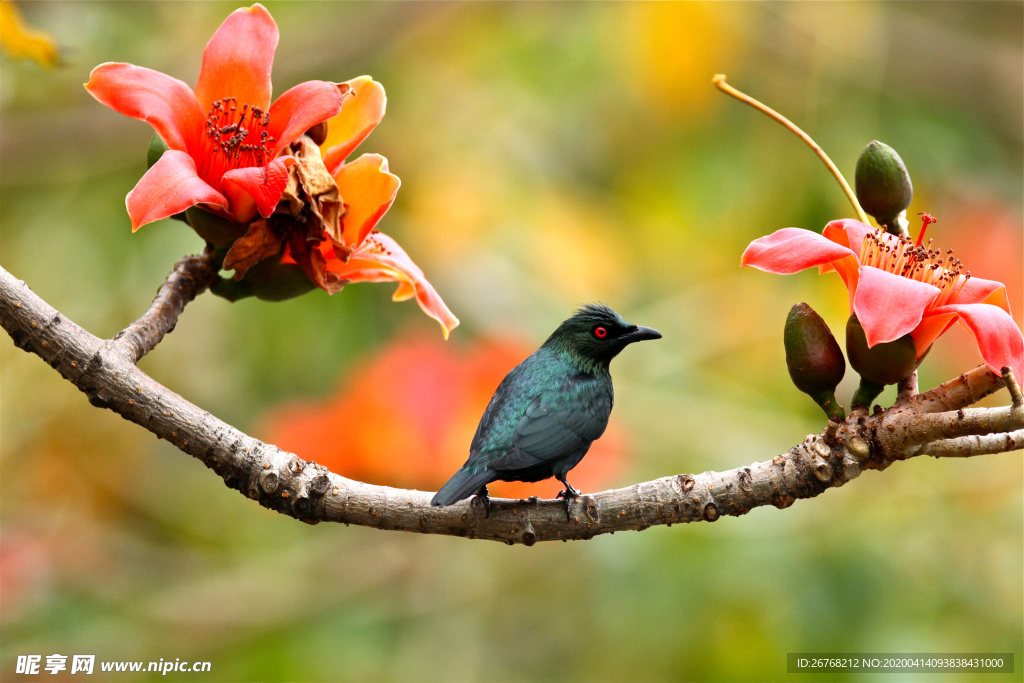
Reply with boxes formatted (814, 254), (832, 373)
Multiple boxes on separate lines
(221, 156), (294, 218)
(328, 233), (459, 338)
(911, 310), (958, 359)
(267, 80), (344, 155)
(853, 266), (940, 347)
(85, 63), (204, 153)
(333, 153), (401, 247)
(126, 151), (227, 231)
(741, 227), (857, 274)
(194, 3), (277, 112)
(931, 303), (1024, 382)
(951, 275), (1011, 312)
(820, 219), (874, 285)
(322, 76), (387, 174)
(822, 218), (875, 254)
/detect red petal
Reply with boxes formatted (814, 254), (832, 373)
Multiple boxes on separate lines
(332, 154), (400, 247)
(741, 227), (857, 274)
(221, 156), (293, 218)
(126, 151), (227, 231)
(328, 233), (459, 338)
(194, 4), (277, 112)
(85, 63), (204, 153)
(322, 76), (387, 174)
(267, 80), (343, 155)
(853, 266), (939, 346)
(931, 303), (1024, 382)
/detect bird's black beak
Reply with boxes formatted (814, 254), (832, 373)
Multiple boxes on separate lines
(619, 325), (662, 345)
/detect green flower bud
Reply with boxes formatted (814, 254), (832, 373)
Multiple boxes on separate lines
(185, 207), (246, 247)
(855, 141), (913, 225)
(846, 314), (918, 408)
(784, 303), (846, 419)
(147, 134), (169, 169)
(243, 257), (318, 302)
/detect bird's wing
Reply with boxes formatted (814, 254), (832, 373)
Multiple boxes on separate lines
(488, 378), (612, 472)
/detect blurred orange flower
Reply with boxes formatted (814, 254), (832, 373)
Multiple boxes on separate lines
(264, 335), (626, 499)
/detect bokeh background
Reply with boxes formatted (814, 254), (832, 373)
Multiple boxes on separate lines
(2, 2), (1021, 681)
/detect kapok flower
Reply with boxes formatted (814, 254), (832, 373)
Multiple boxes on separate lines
(222, 76), (459, 337)
(85, 4), (343, 231)
(742, 218), (1023, 381)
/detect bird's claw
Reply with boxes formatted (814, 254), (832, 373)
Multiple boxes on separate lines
(556, 483), (581, 522)
(472, 485), (491, 518)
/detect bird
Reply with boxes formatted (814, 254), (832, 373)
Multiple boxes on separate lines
(430, 303), (661, 518)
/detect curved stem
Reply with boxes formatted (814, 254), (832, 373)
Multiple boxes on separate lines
(713, 74), (870, 225)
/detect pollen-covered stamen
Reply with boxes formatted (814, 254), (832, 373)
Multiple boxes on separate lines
(200, 97), (278, 183)
(860, 228), (970, 308)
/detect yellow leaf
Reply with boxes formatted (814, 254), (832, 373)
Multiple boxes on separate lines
(0, 1), (60, 68)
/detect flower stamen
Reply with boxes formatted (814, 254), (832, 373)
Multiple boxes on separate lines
(200, 97), (277, 183)
(862, 228), (966, 305)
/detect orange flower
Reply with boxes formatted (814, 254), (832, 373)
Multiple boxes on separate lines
(264, 336), (625, 499)
(221, 75), (458, 336)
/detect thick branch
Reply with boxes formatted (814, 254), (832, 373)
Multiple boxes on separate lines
(1, 262), (1020, 545)
(111, 248), (220, 363)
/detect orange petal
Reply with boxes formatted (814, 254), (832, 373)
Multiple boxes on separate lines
(329, 233), (459, 338)
(85, 63), (205, 153)
(321, 76), (386, 174)
(333, 153), (400, 247)
(194, 4), (277, 112)
(126, 151), (227, 231)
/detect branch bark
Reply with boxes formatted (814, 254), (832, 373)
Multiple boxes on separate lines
(2, 260), (1021, 545)
(111, 248), (220, 363)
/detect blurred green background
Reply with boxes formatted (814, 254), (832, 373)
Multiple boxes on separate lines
(2, 2), (1021, 681)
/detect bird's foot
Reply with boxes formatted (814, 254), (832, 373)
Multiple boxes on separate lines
(556, 483), (581, 522)
(472, 485), (491, 518)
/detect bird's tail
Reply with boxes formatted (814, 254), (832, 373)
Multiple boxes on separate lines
(431, 468), (494, 507)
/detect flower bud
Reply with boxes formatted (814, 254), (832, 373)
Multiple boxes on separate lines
(243, 258), (318, 302)
(784, 303), (846, 419)
(305, 121), (329, 146)
(185, 207), (246, 246)
(855, 141), (913, 225)
(846, 314), (917, 408)
(147, 134), (169, 169)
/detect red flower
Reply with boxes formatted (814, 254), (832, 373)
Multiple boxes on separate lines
(85, 4), (343, 231)
(742, 218), (1023, 381)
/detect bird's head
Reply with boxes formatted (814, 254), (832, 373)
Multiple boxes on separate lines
(544, 303), (661, 373)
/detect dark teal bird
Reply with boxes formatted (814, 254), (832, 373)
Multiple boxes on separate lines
(431, 304), (661, 516)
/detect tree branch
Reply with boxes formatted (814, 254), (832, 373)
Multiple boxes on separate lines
(915, 429), (1024, 458)
(1, 260), (1020, 545)
(908, 365), (1005, 413)
(111, 248), (220, 363)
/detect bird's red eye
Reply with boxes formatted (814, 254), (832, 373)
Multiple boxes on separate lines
(593, 326), (608, 339)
